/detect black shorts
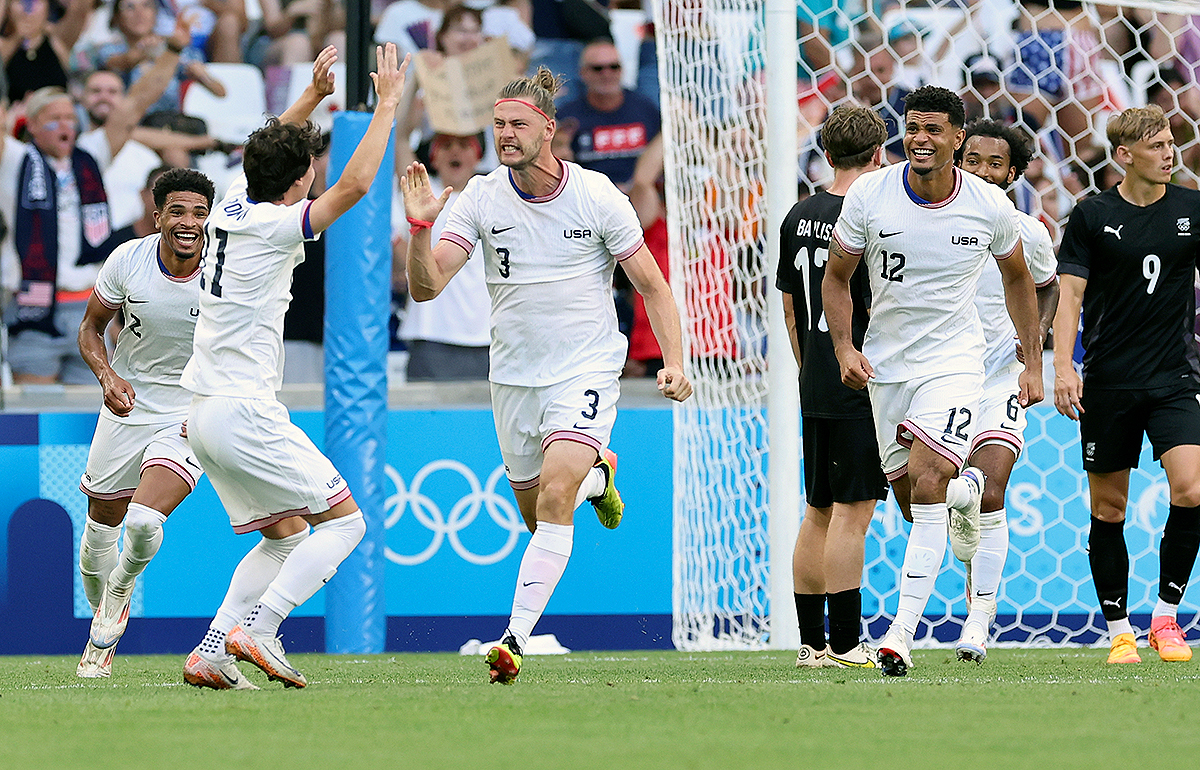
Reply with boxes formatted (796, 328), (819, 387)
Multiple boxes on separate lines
(1079, 384), (1200, 473)
(802, 415), (889, 508)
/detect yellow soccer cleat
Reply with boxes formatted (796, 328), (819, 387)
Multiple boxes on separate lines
(590, 449), (624, 530)
(1149, 616), (1193, 662)
(1106, 632), (1142, 664)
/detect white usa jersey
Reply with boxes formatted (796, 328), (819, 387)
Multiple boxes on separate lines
(93, 233), (201, 423)
(440, 160), (644, 386)
(182, 173), (318, 398)
(833, 164), (1020, 382)
(976, 210), (1057, 379)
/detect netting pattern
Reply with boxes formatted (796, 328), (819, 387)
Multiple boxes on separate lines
(660, 0), (1200, 649)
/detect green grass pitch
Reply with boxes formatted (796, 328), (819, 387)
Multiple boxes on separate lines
(2, 648), (1197, 769)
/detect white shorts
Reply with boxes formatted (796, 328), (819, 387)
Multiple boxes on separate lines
(868, 370), (983, 482)
(971, 365), (1026, 458)
(80, 413), (202, 499)
(187, 395), (351, 533)
(490, 371), (619, 488)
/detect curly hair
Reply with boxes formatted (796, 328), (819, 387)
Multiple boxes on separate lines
(822, 105), (887, 169)
(903, 85), (966, 129)
(152, 167), (216, 209)
(242, 118), (325, 203)
(958, 118), (1035, 178)
(496, 67), (561, 120)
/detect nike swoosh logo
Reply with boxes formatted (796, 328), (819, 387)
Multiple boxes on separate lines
(905, 573), (926, 580)
(879, 230), (901, 238)
(977, 592), (995, 598)
(127, 299), (149, 304)
(522, 581), (542, 587)
(184, 457), (201, 469)
(572, 422), (593, 430)
(491, 226), (515, 235)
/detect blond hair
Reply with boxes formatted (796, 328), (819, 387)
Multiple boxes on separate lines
(496, 67), (561, 120)
(1106, 104), (1169, 150)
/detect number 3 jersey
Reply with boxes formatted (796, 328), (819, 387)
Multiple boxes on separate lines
(93, 233), (201, 422)
(182, 173), (319, 399)
(1057, 184), (1200, 389)
(832, 163), (1020, 383)
(439, 160), (644, 387)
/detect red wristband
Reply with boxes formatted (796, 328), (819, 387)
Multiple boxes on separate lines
(407, 217), (435, 235)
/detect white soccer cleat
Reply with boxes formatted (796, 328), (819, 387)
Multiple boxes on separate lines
(876, 628), (913, 677)
(794, 643), (832, 668)
(949, 467), (984, 562)
(89, 583), (133, 650)
(955, 622), (989, 664)
(827, 642), (878, 669)
(183, 649), (260, 690)
(77, 640), (116, 678)
(226, 625), (307, 688)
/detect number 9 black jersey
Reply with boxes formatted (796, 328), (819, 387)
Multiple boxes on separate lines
(1057, 185), (1200, 389)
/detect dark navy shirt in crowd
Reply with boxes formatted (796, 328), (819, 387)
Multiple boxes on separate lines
(1057, 184), (1200, 389)
(777, 191), (874, 418)
(556, 89), (660, 185)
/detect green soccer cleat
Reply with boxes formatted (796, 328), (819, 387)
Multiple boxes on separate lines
(590, 449), (624, 529)
(486, 635), (523, 685)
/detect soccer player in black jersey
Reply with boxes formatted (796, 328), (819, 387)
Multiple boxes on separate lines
(777, 105), (889, 669)
(1053, 104), (1200, 664)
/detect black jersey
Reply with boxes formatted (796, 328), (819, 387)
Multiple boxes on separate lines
(1057, 184), (1200, 389)
(777, 191), (873, 418)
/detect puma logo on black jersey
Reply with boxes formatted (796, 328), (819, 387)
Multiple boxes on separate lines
(1103, 224), (1123, 240)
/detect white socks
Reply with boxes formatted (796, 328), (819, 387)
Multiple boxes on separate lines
(1153, 599), (1179, 620)
(245, 512), (366, 638)
(966, 508), (1008, 630)
(211, 529), (310, 636)
(107, 503), (167, 595)
(506, 521), (574, 649)
(894, 503), (948, 639)
(79, 517), (122, 612)
(573, 466), (606, 509)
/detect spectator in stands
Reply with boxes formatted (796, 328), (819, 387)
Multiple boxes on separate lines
(1146, 66), (1200, 189)
(1008, 1), (1108, 161)
(253, 0), (345, 67)
(397, 131), (490, 381)
(2, 0), (90, 105)
(0, 33), (182, 384)
(848, 32), (909, 163)
(87, 0), (226, 120)
(160, 0), (248, 63)
(556, 37), (659, 189)
(375, 0), (444, 57)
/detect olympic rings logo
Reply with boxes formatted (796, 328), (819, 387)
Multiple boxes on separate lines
(382, 460), (526, 566)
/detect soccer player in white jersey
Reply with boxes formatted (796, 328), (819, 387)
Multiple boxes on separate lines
(179, 45), (410, 690)
(401, 67), (692, 684)
(74, 167), (215, 678)
(823, 86), (1045, 677)
(953, 119), (1059, 663)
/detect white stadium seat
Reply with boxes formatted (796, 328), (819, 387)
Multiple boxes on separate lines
(182, 62), (269, 145)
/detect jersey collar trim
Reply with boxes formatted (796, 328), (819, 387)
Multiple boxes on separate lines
(157, 249), (201, 282)
(902, 163), (961, 209)
(508, 159), (569, 203)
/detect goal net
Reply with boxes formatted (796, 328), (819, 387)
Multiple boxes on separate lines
(656, 0), (1200, 650)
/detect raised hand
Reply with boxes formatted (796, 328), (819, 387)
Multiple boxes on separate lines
(370, 43), (410, 110)
(400, 162), (453, 227)
(311, 44), (338, 100)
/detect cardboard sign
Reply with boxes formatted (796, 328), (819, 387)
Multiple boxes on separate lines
(416, 38), (518, 136)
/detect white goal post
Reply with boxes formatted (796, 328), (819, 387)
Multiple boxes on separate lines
(657, 0), (1200, 651)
